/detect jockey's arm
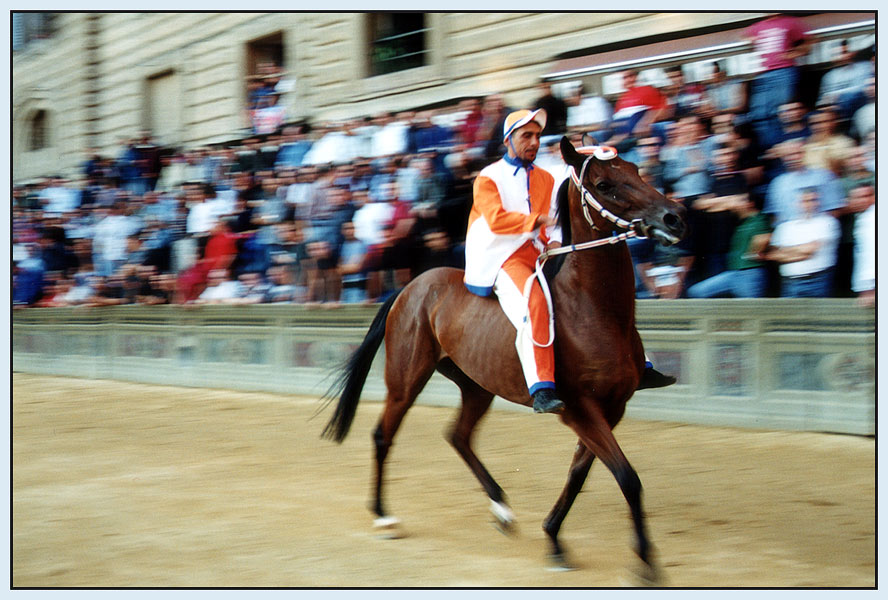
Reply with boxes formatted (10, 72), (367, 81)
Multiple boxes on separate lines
(474, 175), (541, 235)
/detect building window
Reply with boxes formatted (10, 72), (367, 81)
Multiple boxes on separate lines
(12, 12), (56, 51)
(245, 33), (288, 134)
(146, 71), (181, 146)
(29, 110), (48, 151)
(246, 32), (285, 105)
(368, 13), (428, 77)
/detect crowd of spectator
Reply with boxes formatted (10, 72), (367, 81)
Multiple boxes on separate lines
(12, 17), (876, 310)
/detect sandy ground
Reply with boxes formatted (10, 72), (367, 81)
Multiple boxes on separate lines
(12, 373), (875, 588)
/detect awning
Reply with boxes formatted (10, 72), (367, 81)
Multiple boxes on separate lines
(545, 12), (875, 81)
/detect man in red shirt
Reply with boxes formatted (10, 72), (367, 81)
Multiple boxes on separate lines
(176, 219), (245, 303)
(607, 70), (670, 148)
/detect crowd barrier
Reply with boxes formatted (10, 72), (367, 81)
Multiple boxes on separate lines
(12, 299), (875, 435)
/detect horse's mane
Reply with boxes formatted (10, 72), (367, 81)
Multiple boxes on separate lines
(554, 176), (572, 246)
(543, 177), (572, 281)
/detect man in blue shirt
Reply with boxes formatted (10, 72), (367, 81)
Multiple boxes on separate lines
(274, 125), (314, 170)
(662, 116), (712, 200)
(764, 139), (845, 226)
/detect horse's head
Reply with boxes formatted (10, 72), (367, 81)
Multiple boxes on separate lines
(559, 136), (686, 246)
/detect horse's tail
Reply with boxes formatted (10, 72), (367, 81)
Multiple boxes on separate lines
(322, 290), (402, 443)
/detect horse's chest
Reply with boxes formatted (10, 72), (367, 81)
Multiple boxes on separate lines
(554, 319), (641, 393)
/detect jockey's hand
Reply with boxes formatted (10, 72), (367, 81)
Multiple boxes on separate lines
(535, 214), (556, 229)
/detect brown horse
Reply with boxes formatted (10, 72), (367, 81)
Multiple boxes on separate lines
(323, 136), (686, 581)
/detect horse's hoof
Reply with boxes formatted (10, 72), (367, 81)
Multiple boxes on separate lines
(492, 518), (517, 536)
(546, 552), (577, 572)
(621, 561), (663, 587)
(373, 516), (403, 539)
(490, 500), (517, 535)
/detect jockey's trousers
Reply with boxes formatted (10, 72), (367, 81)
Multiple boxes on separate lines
(493, 241), (556, 395)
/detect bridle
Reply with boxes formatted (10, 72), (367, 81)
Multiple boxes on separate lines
(524, 145), (649, 349)
(538, 146), (648, 265)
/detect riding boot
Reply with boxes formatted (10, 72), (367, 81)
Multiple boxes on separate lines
(637, 366), (677, 390)
(531, 388), (565, 414)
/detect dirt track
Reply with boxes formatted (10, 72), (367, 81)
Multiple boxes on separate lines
(12, 374), (875, 588)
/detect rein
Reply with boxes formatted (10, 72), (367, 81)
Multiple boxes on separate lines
(522, 147), (648, 348)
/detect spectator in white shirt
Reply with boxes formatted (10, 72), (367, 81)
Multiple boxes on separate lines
(565, 83), (613, 135)
(92, 199), (140, 276)
(185, 183), (227, 254)
(194, 268), (245, 304)
(39, 176), (81, 215)
(762, 188), (841, 297)
(851, 186), (875, 307)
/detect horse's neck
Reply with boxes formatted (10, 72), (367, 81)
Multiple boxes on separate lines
(557, 228), (637, 321)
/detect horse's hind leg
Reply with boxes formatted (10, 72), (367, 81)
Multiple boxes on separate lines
(543, 441), (596, 569)
(437, 359), (514, 532)
(372, 384), (431, 530)
(371, 326), (439, 535)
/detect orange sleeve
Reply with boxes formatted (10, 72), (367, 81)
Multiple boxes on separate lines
(473, 175), (539, 235)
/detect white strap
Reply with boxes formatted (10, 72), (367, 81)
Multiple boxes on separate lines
(523, 229), (641, 349)
(519, 255), (556, 348)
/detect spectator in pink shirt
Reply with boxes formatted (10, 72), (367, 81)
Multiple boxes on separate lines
(744, 14), (811, 150)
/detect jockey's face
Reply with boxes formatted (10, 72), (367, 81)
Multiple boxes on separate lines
(507, 122), (542, 163)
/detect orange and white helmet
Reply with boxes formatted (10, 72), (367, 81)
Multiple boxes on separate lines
(502, 108), (547, 141)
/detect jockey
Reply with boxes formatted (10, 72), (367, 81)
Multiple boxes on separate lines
(464, 108), (565, 413)
(464, 109), (677, 415)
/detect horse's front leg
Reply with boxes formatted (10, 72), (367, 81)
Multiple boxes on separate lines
(543, 440), (595, 570)
(562, 405), (660, 585)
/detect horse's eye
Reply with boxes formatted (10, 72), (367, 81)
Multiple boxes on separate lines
(596, 181), (613, 193)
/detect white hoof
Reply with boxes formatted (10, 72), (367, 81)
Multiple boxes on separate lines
(373, 516), (403, 539)
(490, 500), (516, 533)
(546, 563), (576, 573)
(546, 552), (577, 572)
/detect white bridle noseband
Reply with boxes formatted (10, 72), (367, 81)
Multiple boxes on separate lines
(523, 146), (648, 348)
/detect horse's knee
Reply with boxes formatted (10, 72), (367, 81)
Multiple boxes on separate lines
(448, 426), (467, 452)
(373, 424), (384, 445)
(542, 514), (560, 538)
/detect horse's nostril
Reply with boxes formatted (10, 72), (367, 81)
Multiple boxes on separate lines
(661, 211), (686, 238)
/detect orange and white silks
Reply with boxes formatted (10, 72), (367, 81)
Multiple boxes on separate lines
(464, 157), (562, 394)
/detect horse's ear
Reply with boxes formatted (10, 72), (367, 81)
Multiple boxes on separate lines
(560, 136), (583, 170)
(582, 132), (600, 146)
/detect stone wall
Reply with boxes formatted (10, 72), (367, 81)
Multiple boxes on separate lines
(12, 299), (875, 435)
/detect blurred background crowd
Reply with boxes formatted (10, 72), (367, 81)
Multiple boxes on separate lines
(12, 19), (876, 309)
